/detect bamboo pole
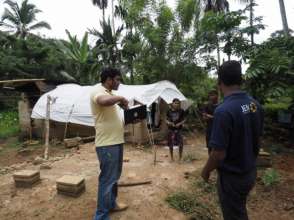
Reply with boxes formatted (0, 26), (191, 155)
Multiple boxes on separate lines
(44, 95), (51, 160)
(118, 180), (152, 187)
(44, 96), (57, 160)
(63, 104), (74, 141)
(145, 120), (156, 165)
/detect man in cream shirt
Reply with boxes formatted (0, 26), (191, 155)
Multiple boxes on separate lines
(90, 68), (128, 220)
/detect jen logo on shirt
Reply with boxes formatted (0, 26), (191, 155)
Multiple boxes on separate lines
(241, 102), (257, 114)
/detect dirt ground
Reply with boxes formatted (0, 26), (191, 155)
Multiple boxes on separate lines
(0, 132), (294, 220)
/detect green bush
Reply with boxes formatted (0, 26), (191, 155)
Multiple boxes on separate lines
(262, 168), (280, 187)
(264, 101), (290, 119)
(0, 111), (20, 139)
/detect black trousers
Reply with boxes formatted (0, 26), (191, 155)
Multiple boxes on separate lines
(217, 169), (256, 220)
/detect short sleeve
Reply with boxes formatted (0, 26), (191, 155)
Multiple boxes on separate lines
(90, 87), (107, 104)
(208, 110), (232, 150)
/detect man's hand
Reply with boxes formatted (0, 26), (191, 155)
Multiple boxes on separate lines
(202, 113), (213, 120)
(201, 168), (210, 183)
(166, 121), (174, 127)
(201, 149), (225, 183)
(119, 97), (129, 109)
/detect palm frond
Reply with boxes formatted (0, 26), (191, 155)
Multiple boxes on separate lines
(0, 21), (15, 29)
(92, 0), (108, 10)
(28, 21), (51, 30)
(2, 0), (50, 38)
(1, 8), (19, 25)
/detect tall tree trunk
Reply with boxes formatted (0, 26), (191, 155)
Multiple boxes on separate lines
(102, 8), (105, 22)
(216, 38), (221, 68)
(130, 64), (134, 84)
(279, 0), (290, 37)
(249, 0), (254, 45)
(111, 0), (115, 34)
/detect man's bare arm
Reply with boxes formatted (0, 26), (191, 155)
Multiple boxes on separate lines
(166, 119), (174, 126)
(201, 149), (226, 182)
(176, 119), (186, 127)
(96, 95), (128, 108)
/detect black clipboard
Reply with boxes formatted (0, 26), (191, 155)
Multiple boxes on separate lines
(124, 105), (147, 125)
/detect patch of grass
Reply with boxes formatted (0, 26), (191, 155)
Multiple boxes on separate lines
(0, 137), (22, 155)
(262, 168), (280, 187)
(0, 111), (20, 139)
(194, 179), (216, 193)
(166, 191), (215, 220)
(183, 153), (198, 162)
(166, 175), (221, 220)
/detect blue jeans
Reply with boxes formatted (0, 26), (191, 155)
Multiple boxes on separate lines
(93, 144), (123, 220)
(217, 169), (256, 220)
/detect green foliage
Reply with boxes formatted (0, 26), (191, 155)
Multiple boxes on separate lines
(89, 18), (123, 68)
(166, 191), (213, 219)
(194, 179), (216, 194)
(0, 32), (76, 81)
(203, 0), (229, 13)
(176, 0), (200, 32)
(1, 0), (289, 116)
(166, 176), (220, 220)
(245, 36), (294, 103)
(59, 30), (99, 84)
(0, 0), (51, 38)
(264, 99), (291, 118)
(116, 1), (213, 101)
(0, 111), (20, 139)
(166, 191), (198, 214)
(262, 168), (280, 187)
(199, 10), (251, 61)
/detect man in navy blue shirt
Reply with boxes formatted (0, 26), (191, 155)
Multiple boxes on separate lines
(201, 61), (263, 220)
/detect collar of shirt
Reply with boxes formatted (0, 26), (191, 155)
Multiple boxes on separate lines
(101, 84), (113, 95)
(224, 91), (246, 101)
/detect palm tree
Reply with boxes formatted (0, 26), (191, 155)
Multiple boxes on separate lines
(89, 18), (123, 67)
(60, 30), (98, 84)
(92, 0), (108, 22)
(176, 0), (201, 32)
(0, 0), (51, 39)
(92, 0), (116, 34)
(237, 0), (255, 45)
(203, 1), (256, 45)
(278, 0), (290, 37)
(204, 0), (229, 13)
(202, 0), (229, 67)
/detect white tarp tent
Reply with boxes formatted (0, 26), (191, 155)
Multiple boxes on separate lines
(31, 80), (191, 127)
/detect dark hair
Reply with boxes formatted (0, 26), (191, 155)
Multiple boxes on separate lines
(218, 60), (242, 86)
(208, 90), (218, 96)
(172, 98), (180, 103)
(100, 67), (121, 83)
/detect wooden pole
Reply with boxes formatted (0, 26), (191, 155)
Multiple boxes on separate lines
(44, 95), (51, 160)
(63, 104), (74, 141)
(132, 123), (135, 147)
(118, 180), (152, 187)
(145, 120), (156, 165)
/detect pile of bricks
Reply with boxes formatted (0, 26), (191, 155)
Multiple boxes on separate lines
(56, 175), (85, 197)
(13, 170), (40, 188)
(257, 149), (272, 167)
